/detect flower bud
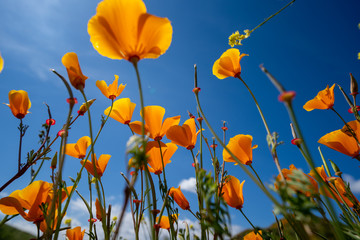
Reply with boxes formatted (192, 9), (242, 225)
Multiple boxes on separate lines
(350, 73), (358, 96)
(78, 99), (96, 115)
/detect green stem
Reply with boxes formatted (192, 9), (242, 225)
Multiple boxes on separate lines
(80, 88), (108, 240)
(237, 76), (284, 180)
(284, 101), (346, 240)
(194, 92), (281, 207)
(157, 141), (176, 239)
(249, 0), (295, 34)
(249, 164), (265, 188)
(18, 119), (23, 172)
(239, 209), (262, 238)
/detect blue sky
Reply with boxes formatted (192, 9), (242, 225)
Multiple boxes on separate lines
(0, 0), (360, 238)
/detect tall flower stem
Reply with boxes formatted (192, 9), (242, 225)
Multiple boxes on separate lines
(239, 209), (262, 237)
(260, 66), (347, 239)
(249, 0), (295, 34)
(130, 58), (159, 240)
(80, 88), (108, 240)
(156, 141), (177, 239)
(18, 119), (24, 172)
(48, 70), (74, 240)
(190, 149), (206, 240)
(194, 91), (282, 207)
(249, 165), (265, 188)
(237, 75), (284, 180)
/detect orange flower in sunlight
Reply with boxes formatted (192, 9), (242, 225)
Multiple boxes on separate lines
(65, 136), (91, 159)
(303, 84), (335, 111)
(166, 118), (201, 150)
(0, 181), (72, 231)
(88, 0), (173, 61)
(276, 164), (318, 197)
(244, 230), (263, 240)
(156, 214), (178, 230)
(318, 120), (360, 158)
(309, 166), (359, 207)
(169, 186), (190, 210)
(66, 226), (85, 240)
(146, 141), (177, 175)
(5, 90), (31, 119)
(78, 99), (96, 116)
(129, 105), (180, 141)
(212, 48), (248, 79)
(62, 52), (88, 90)
(105, 98), (136, 124)
(96, 75), (126, 100)
(223, 134), (257, 165)
(221, 175), (245, 209)
(0, 52), (4, 73)
(81, 154), (111, 178)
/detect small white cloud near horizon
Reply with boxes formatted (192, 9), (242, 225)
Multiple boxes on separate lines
(179, 177), (196, 194)
(343, 174), (360, 194)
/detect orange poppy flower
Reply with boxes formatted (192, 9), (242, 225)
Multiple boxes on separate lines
(244, 230), (263, 240)
(105, 98), (136, 125)
(303, 84), (335, 111)
(129, 105), (180, 141)
(61, 52), (88, 90)
(276, 164), (318, 197)
(318, 120), (360, 158)
(212, 48), (248, 79)
(80, 154), (111, 178)
(0, 52), (4, 73)
(78, 99), (96, 115)
(96, 75), (126, 100)
(146, 141), (177, 175)
(156, 214), (178, 230)
(5, 90), (31, 119)
(169, 186), (190, 210)
(166, 118), (201, 150)
(66, 226), (85, 240)
(309, 166), (359, 207)
(88, 0), (172, 61)
(0, 181), (72, 230)
(65, 136), (91, 159)
(221, 175), (245, 209)
(223, 134), (257, 165)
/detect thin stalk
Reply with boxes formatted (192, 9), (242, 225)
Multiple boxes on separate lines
(249, 164), (265, 188)
(18, 119), (24, 172)
(190, 149), (206, 240)
(194, 92), (281, 207)
(249, 0), (295, 34)
(318, 147), (332, 177)
(80, 88), (108, 240)
(237, 75), (284, 180)
(157, 141), (176, 239)
(284, 100), (346, 240)
(239, 209), (262, 238)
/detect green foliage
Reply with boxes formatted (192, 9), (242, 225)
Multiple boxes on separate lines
(196, 169), (231, 239)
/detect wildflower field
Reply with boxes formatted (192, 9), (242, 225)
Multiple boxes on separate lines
(0, 0), (359, 239)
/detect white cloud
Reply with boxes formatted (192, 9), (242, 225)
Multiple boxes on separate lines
(343, 174), (360, 194)
(179, 177), (197, 194)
